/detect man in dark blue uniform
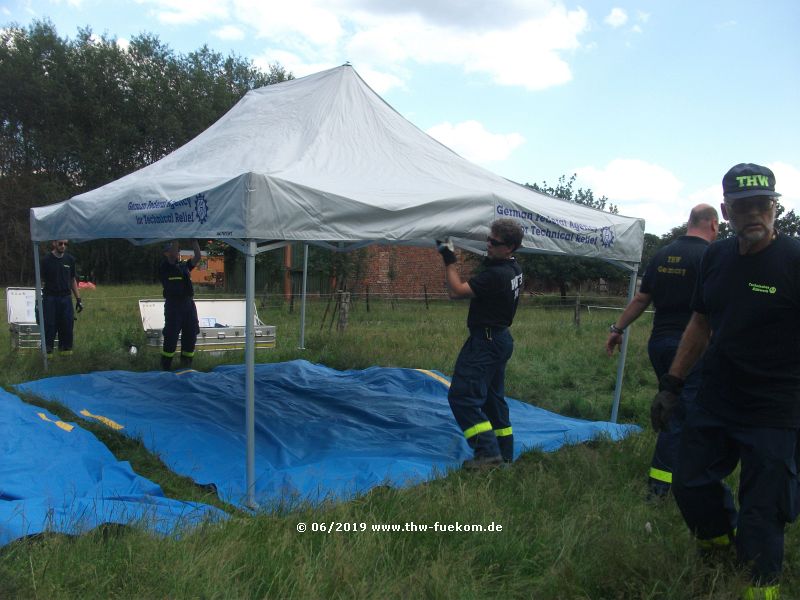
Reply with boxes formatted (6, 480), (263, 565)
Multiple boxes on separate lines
(606, 204), (718, 498)
(438, 218), (524, 469)
(159, 240), (201, 370)
(41, 239), (83, 355)
(652, 164), (800, 600)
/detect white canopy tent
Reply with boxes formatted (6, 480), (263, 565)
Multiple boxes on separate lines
(30, 64), (645, 507)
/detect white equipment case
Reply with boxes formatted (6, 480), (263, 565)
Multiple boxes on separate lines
(6, 287), (42, 350)
(138, 298), (276, 352)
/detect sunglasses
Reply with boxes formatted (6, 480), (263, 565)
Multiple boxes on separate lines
(726, 196), (775, 215)
(487, 236), (508, 247)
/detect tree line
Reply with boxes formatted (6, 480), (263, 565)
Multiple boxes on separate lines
(0, 20), (289, 284)
(4, 20), (795, 293)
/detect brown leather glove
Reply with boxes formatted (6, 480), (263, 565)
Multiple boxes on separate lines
(650, 374), (684, 431)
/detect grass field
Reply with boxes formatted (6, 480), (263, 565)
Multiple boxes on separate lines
(0, 284), (794, 599)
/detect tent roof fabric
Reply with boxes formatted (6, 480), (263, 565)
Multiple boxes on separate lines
(30, 64), (644, 269)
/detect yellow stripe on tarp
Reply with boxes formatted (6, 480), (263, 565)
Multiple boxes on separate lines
(36, 412), (74, 432)
(415, 369), (451, 388)
(80, 409), (124, 430)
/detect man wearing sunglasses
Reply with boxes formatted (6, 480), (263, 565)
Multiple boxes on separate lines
(652, 164), (800, 599)
(437, 218), (524, 469)
(40, 239), (82, 355)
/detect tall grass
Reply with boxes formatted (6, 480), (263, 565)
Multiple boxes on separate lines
(0, 285), (793, 599)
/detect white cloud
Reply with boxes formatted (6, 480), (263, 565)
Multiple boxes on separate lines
(49, 0), (86, 7)
(574, 159), (689, 235)
(130, 1), (589, 91)
(572, 160), (800, 235)
(117, 37), (130, 51)
(221, 0), (589, 92)
(426, 120), (525, 163)
(356, 66), (407, 95)
(348, 0), (554, 30)
(253, 49), (335, 79)
(771, 162), (800, 215)
(343, 4), (587, 91)
(604, 8), (628, 28)
(130, 1), (592, 92)
(213, 25), (245, 41)
(135, 0), (229, 25)
(631, 25), (642, 34)
(232, 0), (344, 47)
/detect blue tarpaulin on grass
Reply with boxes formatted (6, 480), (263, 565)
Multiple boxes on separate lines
(0, 389), (226, 548)
(16, 360), (639, 509)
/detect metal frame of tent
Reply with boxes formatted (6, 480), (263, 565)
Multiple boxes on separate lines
(29, 64), (643, 509)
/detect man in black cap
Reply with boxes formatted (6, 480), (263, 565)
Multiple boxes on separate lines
(651, 164), (800, 599)
(159, 240), (201, 370)
(606, 203), (718, 499)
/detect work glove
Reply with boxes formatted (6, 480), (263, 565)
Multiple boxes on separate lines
(76, 298), (84, 313)
(436, 238), (457, 266)
(650, 374), (684, 432)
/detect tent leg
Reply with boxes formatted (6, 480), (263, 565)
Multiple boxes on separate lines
(298, 244), (308, 350)
(32, 242), (48, 371)
(610, 270), (638, 423)
(245, 240), (257, 509)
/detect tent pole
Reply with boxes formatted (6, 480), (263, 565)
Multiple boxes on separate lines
(245, 240), (257, 509)
(610, 269), (639, 422)
(32, 241), (48, 371)
(298, 243), (308, 350)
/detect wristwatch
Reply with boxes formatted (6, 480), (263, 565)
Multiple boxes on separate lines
(609, 324), (624, 335)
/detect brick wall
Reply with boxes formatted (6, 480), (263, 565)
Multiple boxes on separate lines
(345, 246), (477, 298)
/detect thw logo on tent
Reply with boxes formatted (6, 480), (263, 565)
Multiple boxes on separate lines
(194, 194), (209, 224)
(600, 226), (615, 248)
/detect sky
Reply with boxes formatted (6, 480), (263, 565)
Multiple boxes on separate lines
(3, 0), (799, 236)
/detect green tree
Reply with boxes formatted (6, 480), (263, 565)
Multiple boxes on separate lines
(0, 19), (290, 284)
(517, 174), (627, 298)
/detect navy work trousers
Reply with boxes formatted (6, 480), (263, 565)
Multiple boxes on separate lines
(162, 297), (199, 356)
(647, 334), (702, 492)
(673, 405), (800, 585)
(448, 327), (514, 461)
(43, 294), (74, 352)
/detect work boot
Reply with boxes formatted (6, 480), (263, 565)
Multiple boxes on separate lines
(646, 481), (671, 502)
(179, 355), (193, 369)
(462, 454), (503, 471)
(160, 355), (173, 371)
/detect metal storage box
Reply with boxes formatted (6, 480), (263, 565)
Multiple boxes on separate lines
(138, 299), (276, 352)
(6, 287), (43, 351)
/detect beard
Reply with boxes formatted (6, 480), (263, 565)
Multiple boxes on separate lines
(735, 221), (773, 244)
